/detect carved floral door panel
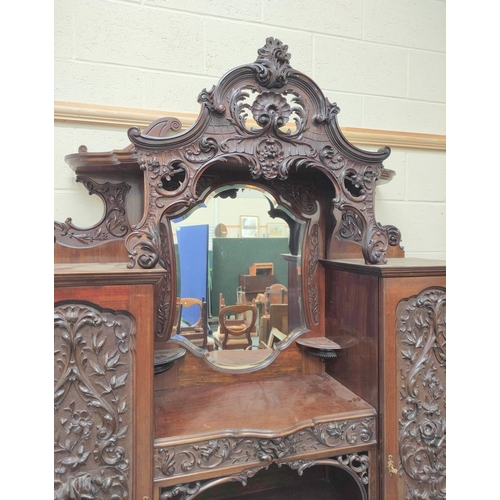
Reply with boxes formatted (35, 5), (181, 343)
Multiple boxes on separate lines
(381, 277), (446, 500)
(54, 277), (157, 500)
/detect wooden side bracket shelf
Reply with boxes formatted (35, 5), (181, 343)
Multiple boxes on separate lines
(296, 337), (342, 359)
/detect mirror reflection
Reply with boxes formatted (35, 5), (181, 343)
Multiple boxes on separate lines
(169, 185), (305, 366)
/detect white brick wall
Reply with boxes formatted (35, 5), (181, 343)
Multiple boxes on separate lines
(54, 0), (446, 260)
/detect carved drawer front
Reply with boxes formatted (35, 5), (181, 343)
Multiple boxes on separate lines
(54, 302), (136, 500)
(154, 416), (376, 486)
(159, 451), (374, 500)
(396, 287), (446, 499)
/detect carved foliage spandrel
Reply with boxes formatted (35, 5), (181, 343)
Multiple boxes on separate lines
(396, 288), (446, 500)
(54, 176), (132, 248)
(54, 303), (135, 500)
(160, 452), (371, 500)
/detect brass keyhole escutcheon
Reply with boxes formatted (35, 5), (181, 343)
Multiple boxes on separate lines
(387, 455), (398, 476)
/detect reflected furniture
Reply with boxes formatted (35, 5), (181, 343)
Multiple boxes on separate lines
(264, 283), (288, 314)
(213, 304), (258, 350)
(177, 297), (214, 351)
(54, 37), (445, 499)
(238, 273), (277, 305)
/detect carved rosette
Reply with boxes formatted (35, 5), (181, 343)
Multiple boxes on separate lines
(54, 176), (132, 247)
(396, 288), (446, 500)
(255, 138), (286, 179)
(54, 303), (135, 500)
(154, 417), (375, 481)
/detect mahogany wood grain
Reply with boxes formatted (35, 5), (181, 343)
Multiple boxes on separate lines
(328, 238), (405, 261)
(155, 341), (320, 391)
(379, 275), (446, 500)
(54, 240), (129, 263)
(54, 274), (158, 500)
(154, 372), (375, 443)
(323, 267), (380, 409)
(321, 258), (445, 500)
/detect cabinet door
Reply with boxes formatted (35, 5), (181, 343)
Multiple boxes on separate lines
(54, 284), (154, 500)
(381, 277), (446, 500)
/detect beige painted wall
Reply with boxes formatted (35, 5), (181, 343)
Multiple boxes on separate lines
(54, 0), (446, 260)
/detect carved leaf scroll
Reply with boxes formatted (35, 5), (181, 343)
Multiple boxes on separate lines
(154, 417), (376, 480)
(54, 303), (135, 500)
(396, 288), (446, 500)
(160, 452), (371, 500)
(126, 37), (402, 269)
(54, 176), (132, 248)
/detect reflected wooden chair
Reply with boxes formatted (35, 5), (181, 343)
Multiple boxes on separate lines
(220, 293), (259, 346)
(171, 302), (183, 336)
(264, 284), (288, 315)
(178, 297), (214, 351)
(213, 304), (258, 350)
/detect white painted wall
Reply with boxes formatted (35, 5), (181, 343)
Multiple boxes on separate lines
(54, 0), (446, 260)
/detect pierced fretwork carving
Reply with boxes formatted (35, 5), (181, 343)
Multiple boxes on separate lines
(54, 303), (135, 500)
(159, 465), (267, 500)
(126, 37), (401, 270)
(282, 452), (370, 489)
(54, 176), (132, 248)
(396, 288), (446, 500)
(160, 451), (371, 500)
(340, 209), (363, 242)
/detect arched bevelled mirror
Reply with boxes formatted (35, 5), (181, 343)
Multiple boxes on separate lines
(56, 37), (402, 373)
(166, 172), (317, 371)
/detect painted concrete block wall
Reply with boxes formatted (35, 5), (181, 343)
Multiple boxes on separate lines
(54, 0), (446, 260)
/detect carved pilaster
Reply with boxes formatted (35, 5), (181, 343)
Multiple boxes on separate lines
(307, 223), (320, 325)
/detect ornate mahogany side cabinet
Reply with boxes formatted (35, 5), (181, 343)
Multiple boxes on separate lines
(54, 38), (446, 499)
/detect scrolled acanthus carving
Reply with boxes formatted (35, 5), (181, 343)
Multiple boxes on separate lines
(154, 417), (376, 480)
(307, 223), (320, 325)
(54, 303), (135, 500)
(282, 452), (370, 486)
(159, 452), (371, 500)
(397, 288), (446, 500)
(54, 176), (132, 248)
(253, 36), (294, 89)
(124, 37), (402, 268)
(159, 466), (266, 500)
(339, 209), (363, 242)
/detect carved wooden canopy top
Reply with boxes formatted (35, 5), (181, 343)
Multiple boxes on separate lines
(124, 37), (401, 269)
(59, 37), (402, 269)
